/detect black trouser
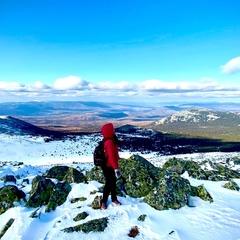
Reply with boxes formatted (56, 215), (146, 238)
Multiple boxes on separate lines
(101, 166), (117, 204)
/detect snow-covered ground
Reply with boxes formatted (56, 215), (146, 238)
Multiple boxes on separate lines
(0, 133), (240, 240)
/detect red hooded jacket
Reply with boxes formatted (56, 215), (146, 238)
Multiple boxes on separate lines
(101, 123), (119, 170)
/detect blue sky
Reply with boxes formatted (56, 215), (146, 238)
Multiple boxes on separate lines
(0, 0), (240, 103)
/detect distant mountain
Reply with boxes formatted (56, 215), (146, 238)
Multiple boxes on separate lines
(152, 108), (240, 142)
(0, 116), (62, 136)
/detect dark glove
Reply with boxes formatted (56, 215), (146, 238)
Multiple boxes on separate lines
(115, 169), (121, 179)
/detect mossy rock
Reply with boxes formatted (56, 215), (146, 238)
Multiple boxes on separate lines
(0, 186), (26, 215)
(190, 184), (213, 202)
(71, 197), (87, 203)
(0, 218), (14, 239)
(26, 177), (55, 208)
(215, 164), (240, 179)
(119, 155), (158, 198)
(222, 180), (240, 191)
(46, 181), (72, 212)
(91, 195), (102, 209)
(73, 211), (89, 221)
(138, 214), (147, 222)
(45, 166), (87, 183)
(163, 158), (207, 180)
(85, 166), (105, 183)
(162, 158), (185, 174)
(62, 217), (108, 233)
(143, 172), (191, 211)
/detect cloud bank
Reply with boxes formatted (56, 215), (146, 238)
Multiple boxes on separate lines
(0, 75), (239, 102)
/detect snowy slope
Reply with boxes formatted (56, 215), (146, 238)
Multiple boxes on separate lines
(0, 133), (240, 239)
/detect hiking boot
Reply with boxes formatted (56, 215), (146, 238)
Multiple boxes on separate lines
(112, 200), (121, 206)
(101, 202), (107, 210)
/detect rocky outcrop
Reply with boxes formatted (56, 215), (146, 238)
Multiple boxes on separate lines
(163, 157), (240, 181)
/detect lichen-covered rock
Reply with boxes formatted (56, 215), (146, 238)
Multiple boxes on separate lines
(26, 177), (55, 208)
(222, 180), (240, 191)
(184, 161), (207, 180)
(62, 217), (108, 233)
(215, 164), (240, 179)
(85, 166), (105, 183)
(162, 158), (185, 174)
(0, 218), (15, 239)
(119, 155), (159, 198)
(91, 195), (102, 209)
(143, 172), (191, 211)
(71, 197), (87, 203)
(207, 174), (229, 181)
(45, 181), (71, 212)
(63, 167), (87, 183)
(0, 185), (26, 214)
(45, 166), (87, 183)
(138, 214), (147, 222)
(190, 184), (213, 202)
(73, 211), (89, 221)
(163, 158), (207, 180)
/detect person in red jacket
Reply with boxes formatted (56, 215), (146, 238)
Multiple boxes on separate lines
(100, 123), (121, 210)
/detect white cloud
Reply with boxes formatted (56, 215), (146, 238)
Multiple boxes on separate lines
(0, 77), (240, 102)
(221, 56), (240, 74)
(0, 81), (25, 91)
(53, 76), (89, 90)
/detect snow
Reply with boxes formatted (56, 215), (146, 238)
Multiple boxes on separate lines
(0, 133), (240, 240)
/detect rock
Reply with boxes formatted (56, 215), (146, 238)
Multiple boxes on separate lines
(0, 185), (26, 214)
(45, 166), (87, 183)
(62, 217), (108, 233)
(215, 164), (240, 179)
(222, 180), (240, 191)
(91, 195), (102, 209)
(2, 175), (17, 184)
(46, 182), (72, 212)
(163, 158), (207, 180)
(143, 172), (191, 211)
(119, 155), (159, 198)
(190, 184), (213, 202)
(138, 214), (147, 222)
(0, 218), (15, 239)
(63, 167), (87, 184)
(73, 211), (89, 221)
(162, 158), (185, 174)
(26, 177), (55, 208)
(128, 226), (140, 238)
(85, 166), (105, 183)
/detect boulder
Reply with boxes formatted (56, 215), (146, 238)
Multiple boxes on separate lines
(222, 180), (240, 191)
(190, 184), (213, 202)
(26, 177), (55, 208)
(2, 175), (17, 184)
(0, 185), (26, 214)
(85, 166), (105, 183)
(45, 166), (87, 183)
(143, 172), (191, 211)
(46, 181), (72, 212)
(119, 155), (161, 198)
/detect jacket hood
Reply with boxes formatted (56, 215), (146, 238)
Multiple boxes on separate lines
(101, 123), (114, 139)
